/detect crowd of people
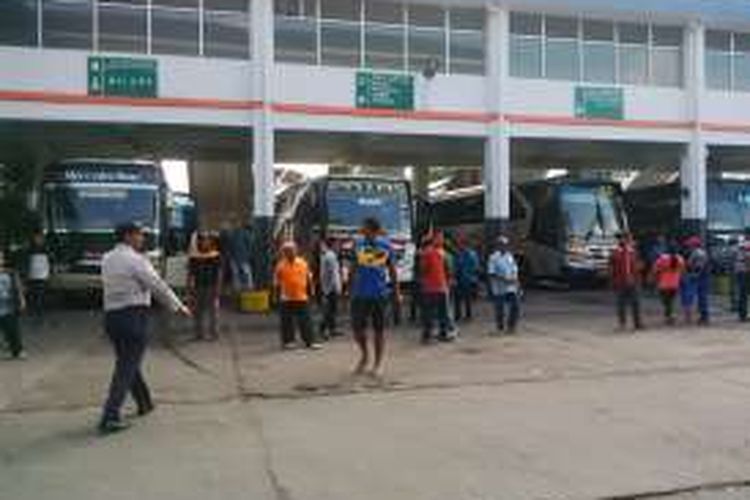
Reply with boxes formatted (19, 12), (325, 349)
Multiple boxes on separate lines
(5, 216), (750, 435)
(611, 232), (718, 330)
(271, 219), (520, 357)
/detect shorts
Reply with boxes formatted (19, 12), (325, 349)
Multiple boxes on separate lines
(351, 298), (386, 332)
(680, 278), (697, 308)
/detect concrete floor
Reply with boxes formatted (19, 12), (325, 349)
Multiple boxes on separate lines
(3, 291), (750, 500)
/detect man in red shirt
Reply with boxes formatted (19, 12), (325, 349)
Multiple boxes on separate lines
(419, 232), (453, 344)
(609, 232), (644, 331)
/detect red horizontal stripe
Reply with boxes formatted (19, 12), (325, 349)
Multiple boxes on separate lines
(505, 113), (696, 130)
(0, 90), (262, 110)
(272, 102), (496, 123)
(0, 90), (749, 133)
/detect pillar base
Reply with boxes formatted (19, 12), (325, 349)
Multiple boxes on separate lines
(251, 215), (274, 289)
(484, 217), (510, 253)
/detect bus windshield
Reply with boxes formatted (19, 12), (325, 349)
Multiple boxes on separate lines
(47, 184), (159, 232)
(326, 179), (411, 237)
(708, 182), (750, 232)
(560, 185), (623, 240)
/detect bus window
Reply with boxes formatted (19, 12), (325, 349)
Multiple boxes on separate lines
(707, 182), (750, 232)
(560, 185), (623, 240)
(529, 187), (558, 246)
(326, 179), (411, 238)
(47, 185), (159, 232)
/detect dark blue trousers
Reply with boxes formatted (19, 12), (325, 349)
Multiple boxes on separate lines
(494, 292), (520, 332)
(737, 272), (750, 321)
(101, 307), (153, 423)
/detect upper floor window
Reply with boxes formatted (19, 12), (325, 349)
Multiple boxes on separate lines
(43, 0), (94, 49)
(651, 26), (682, 87)
(204, 0), (250, 59)
(509, 12), (683, 88)
(707, 29), (750, 92)
(275, 0), (317, 64)
(274, 0), (485, 75)
(0, 0), (250, 59)
(0, 0), (38, 47)
(99, 0), (148, 54)
(449, 7), (484, 75)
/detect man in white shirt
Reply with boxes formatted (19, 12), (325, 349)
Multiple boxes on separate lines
(487, 235), (520, 334)
(26, 231), (50, 326)
(99, 222), (191, 435)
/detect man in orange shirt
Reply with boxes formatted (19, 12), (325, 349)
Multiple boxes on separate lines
(419, 232), (453, 344)
(274, 241), (320, 350)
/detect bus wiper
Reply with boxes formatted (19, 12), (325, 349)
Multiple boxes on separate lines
(595, 198), (606, 238)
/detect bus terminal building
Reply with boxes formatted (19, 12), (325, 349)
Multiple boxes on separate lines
(2, 0), (750, 251)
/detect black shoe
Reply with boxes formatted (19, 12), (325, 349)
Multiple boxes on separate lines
(137, 403), (155, 417)
(98, 419), (131, 435)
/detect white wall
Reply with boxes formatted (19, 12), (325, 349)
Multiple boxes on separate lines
(502, 78), (695, 143)
(505, 79), (690, 122)
(1, 47), (750, 146)
(0, 47), (255, 126)
(274, 64), (486, 112)
(0, 47), (254, 99)
(704, 92), (750, 125)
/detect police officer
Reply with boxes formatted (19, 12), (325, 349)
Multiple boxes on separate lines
(99, 222), (191, 435)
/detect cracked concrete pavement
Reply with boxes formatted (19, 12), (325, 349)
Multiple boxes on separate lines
(4, 291), (750, 499)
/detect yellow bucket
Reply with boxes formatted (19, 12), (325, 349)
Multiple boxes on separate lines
(712, 274), (731, 297)
(239, 290), (271, 313)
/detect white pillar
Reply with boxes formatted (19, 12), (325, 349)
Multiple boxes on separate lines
(680, 140), (708, 224)
(251, 0), (275, 221)
(680, 21), (707, 232)
(483, 6), (510, 240)
(251, 0), (275, 286)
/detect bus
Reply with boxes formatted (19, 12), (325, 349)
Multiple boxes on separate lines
(627, 179), (750, 271)
(520, 179), (627, 282)
(274, 175), (416, 285)
(427, 179), (628, 283)
(427, 185), (530, 258)
(41, 159), (196, 292)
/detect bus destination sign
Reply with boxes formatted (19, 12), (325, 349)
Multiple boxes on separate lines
(45, 162), (162, 184)
(88, 57), (158, 98)
(356, 72), (414, 111)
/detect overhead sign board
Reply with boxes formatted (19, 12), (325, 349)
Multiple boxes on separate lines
(88, 56), (158, 98)
(574, 86), (624, 120)
(356, 72), (414, 111)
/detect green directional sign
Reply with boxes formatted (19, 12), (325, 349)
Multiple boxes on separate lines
(574, 86), (624, 120)
(356, 72), (414, 111)
(88, 56), (158, 98)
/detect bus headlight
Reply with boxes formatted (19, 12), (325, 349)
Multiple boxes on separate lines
(566, 243), (593, 267)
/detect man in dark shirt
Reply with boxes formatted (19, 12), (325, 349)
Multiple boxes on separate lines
(188, 232), (222, 340)
(609, 232), (644, 331)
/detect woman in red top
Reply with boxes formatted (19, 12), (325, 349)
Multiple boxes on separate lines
(652, 243), (685, 325)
